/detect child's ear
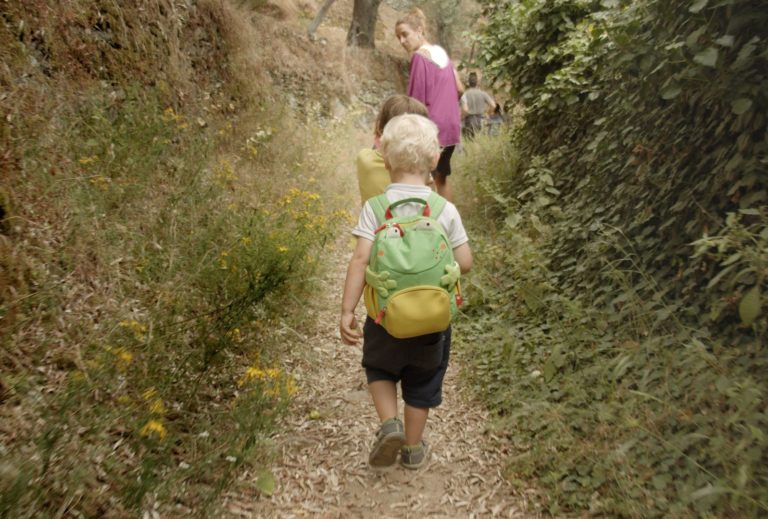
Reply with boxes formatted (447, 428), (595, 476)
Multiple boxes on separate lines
(430, 153), (440, 170)
(373, 134), (382, 149)
(384, 156), (392, 172)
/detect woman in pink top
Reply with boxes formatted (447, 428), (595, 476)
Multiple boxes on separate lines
(395, 8), (463, 202)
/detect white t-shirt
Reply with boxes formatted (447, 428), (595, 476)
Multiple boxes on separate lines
(352, 184), (469, 249)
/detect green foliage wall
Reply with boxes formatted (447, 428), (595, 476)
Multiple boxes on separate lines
(462, 0), (768, 516)
(480, 0), (767, 338)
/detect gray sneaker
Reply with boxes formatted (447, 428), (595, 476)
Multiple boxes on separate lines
(368, 418), (406, 468)
(400, 440), (429, 470)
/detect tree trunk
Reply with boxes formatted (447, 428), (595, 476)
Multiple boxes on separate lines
(346, 0), (382, 48)
(307, 0), (336, 36)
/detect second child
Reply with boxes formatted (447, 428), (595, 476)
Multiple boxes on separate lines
(355, 94), (430, 204)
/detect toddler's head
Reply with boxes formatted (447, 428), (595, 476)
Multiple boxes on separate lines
(374, 94), (428, 139)
(380, 114), (440, 179)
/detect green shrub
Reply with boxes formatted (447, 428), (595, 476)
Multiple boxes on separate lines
(477, 0), (767, 339)
(455, 94), (767, 516)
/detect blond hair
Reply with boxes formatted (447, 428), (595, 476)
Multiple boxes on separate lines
(380, 114), (440, 175)
(396, 7), (427, 33)
(374, 95), (429, 137)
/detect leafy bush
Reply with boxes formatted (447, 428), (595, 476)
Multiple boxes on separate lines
(458, 134), (768, 518)
(457, 0), (768, 515)
(478, 0), (767, 337)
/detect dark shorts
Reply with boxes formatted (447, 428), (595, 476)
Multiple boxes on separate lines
(362, 317), (451, 409)
(463, 114), (484, 139)
(434, 145), (456, 178)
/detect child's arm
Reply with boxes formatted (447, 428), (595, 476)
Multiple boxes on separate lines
(340, 237), (373, 345)
(453, 242), (473, 274)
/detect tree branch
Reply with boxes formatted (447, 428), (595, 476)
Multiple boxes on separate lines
(307, 0), (336, 36)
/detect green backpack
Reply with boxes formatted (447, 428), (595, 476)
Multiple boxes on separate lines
(363, 192), (462, 339)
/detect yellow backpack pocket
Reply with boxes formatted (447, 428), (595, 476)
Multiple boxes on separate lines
(363, 284), (379, 320)
(380, 286), (451, 339)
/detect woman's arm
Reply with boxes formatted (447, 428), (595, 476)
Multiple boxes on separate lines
(454, 68), (465, 98)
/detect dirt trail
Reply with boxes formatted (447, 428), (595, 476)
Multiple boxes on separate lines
(222, 118), (536, 517)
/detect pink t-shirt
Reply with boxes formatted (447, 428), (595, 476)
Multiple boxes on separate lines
(407, 49), (461, 148)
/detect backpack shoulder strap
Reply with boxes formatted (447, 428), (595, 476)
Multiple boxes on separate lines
(427, 192), (448, 220)
(368, 194), (390, 225)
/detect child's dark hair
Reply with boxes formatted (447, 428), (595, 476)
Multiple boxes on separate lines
(374, 94), (429, 137)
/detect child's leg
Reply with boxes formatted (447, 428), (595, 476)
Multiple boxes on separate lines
(403, 404), (429, 446)
(368, 380), (398, 422)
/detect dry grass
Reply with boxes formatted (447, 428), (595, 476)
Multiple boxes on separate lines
(0, 0), (351, 515)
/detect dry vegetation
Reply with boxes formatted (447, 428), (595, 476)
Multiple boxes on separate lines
(0, 0), (521, 516)
(0, 0), (372, 515)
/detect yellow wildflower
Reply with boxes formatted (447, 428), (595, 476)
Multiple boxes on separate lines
(114, 348), (133, 372)
(239, 366), (267, 386)
(89, 176), (110, 191)
(162, 107), (178, 122)
(284, 377), (298, 397)
(119, 320), (147, 342)
(149, 398), (166, 415)
(219, 251), (230, 270)
(225, 328), (243, 344)
(277, 246), (289, 253)
(142, 387), (158, 400)
(140, 419), (167, 440)
(79, 155), (98, 165)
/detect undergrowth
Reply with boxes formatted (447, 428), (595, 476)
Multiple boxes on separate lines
(455, 127), (768, 517)
(0, 83), (346, 517)
(456, 0), (767, 516)
(0, 0), (354, 516)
